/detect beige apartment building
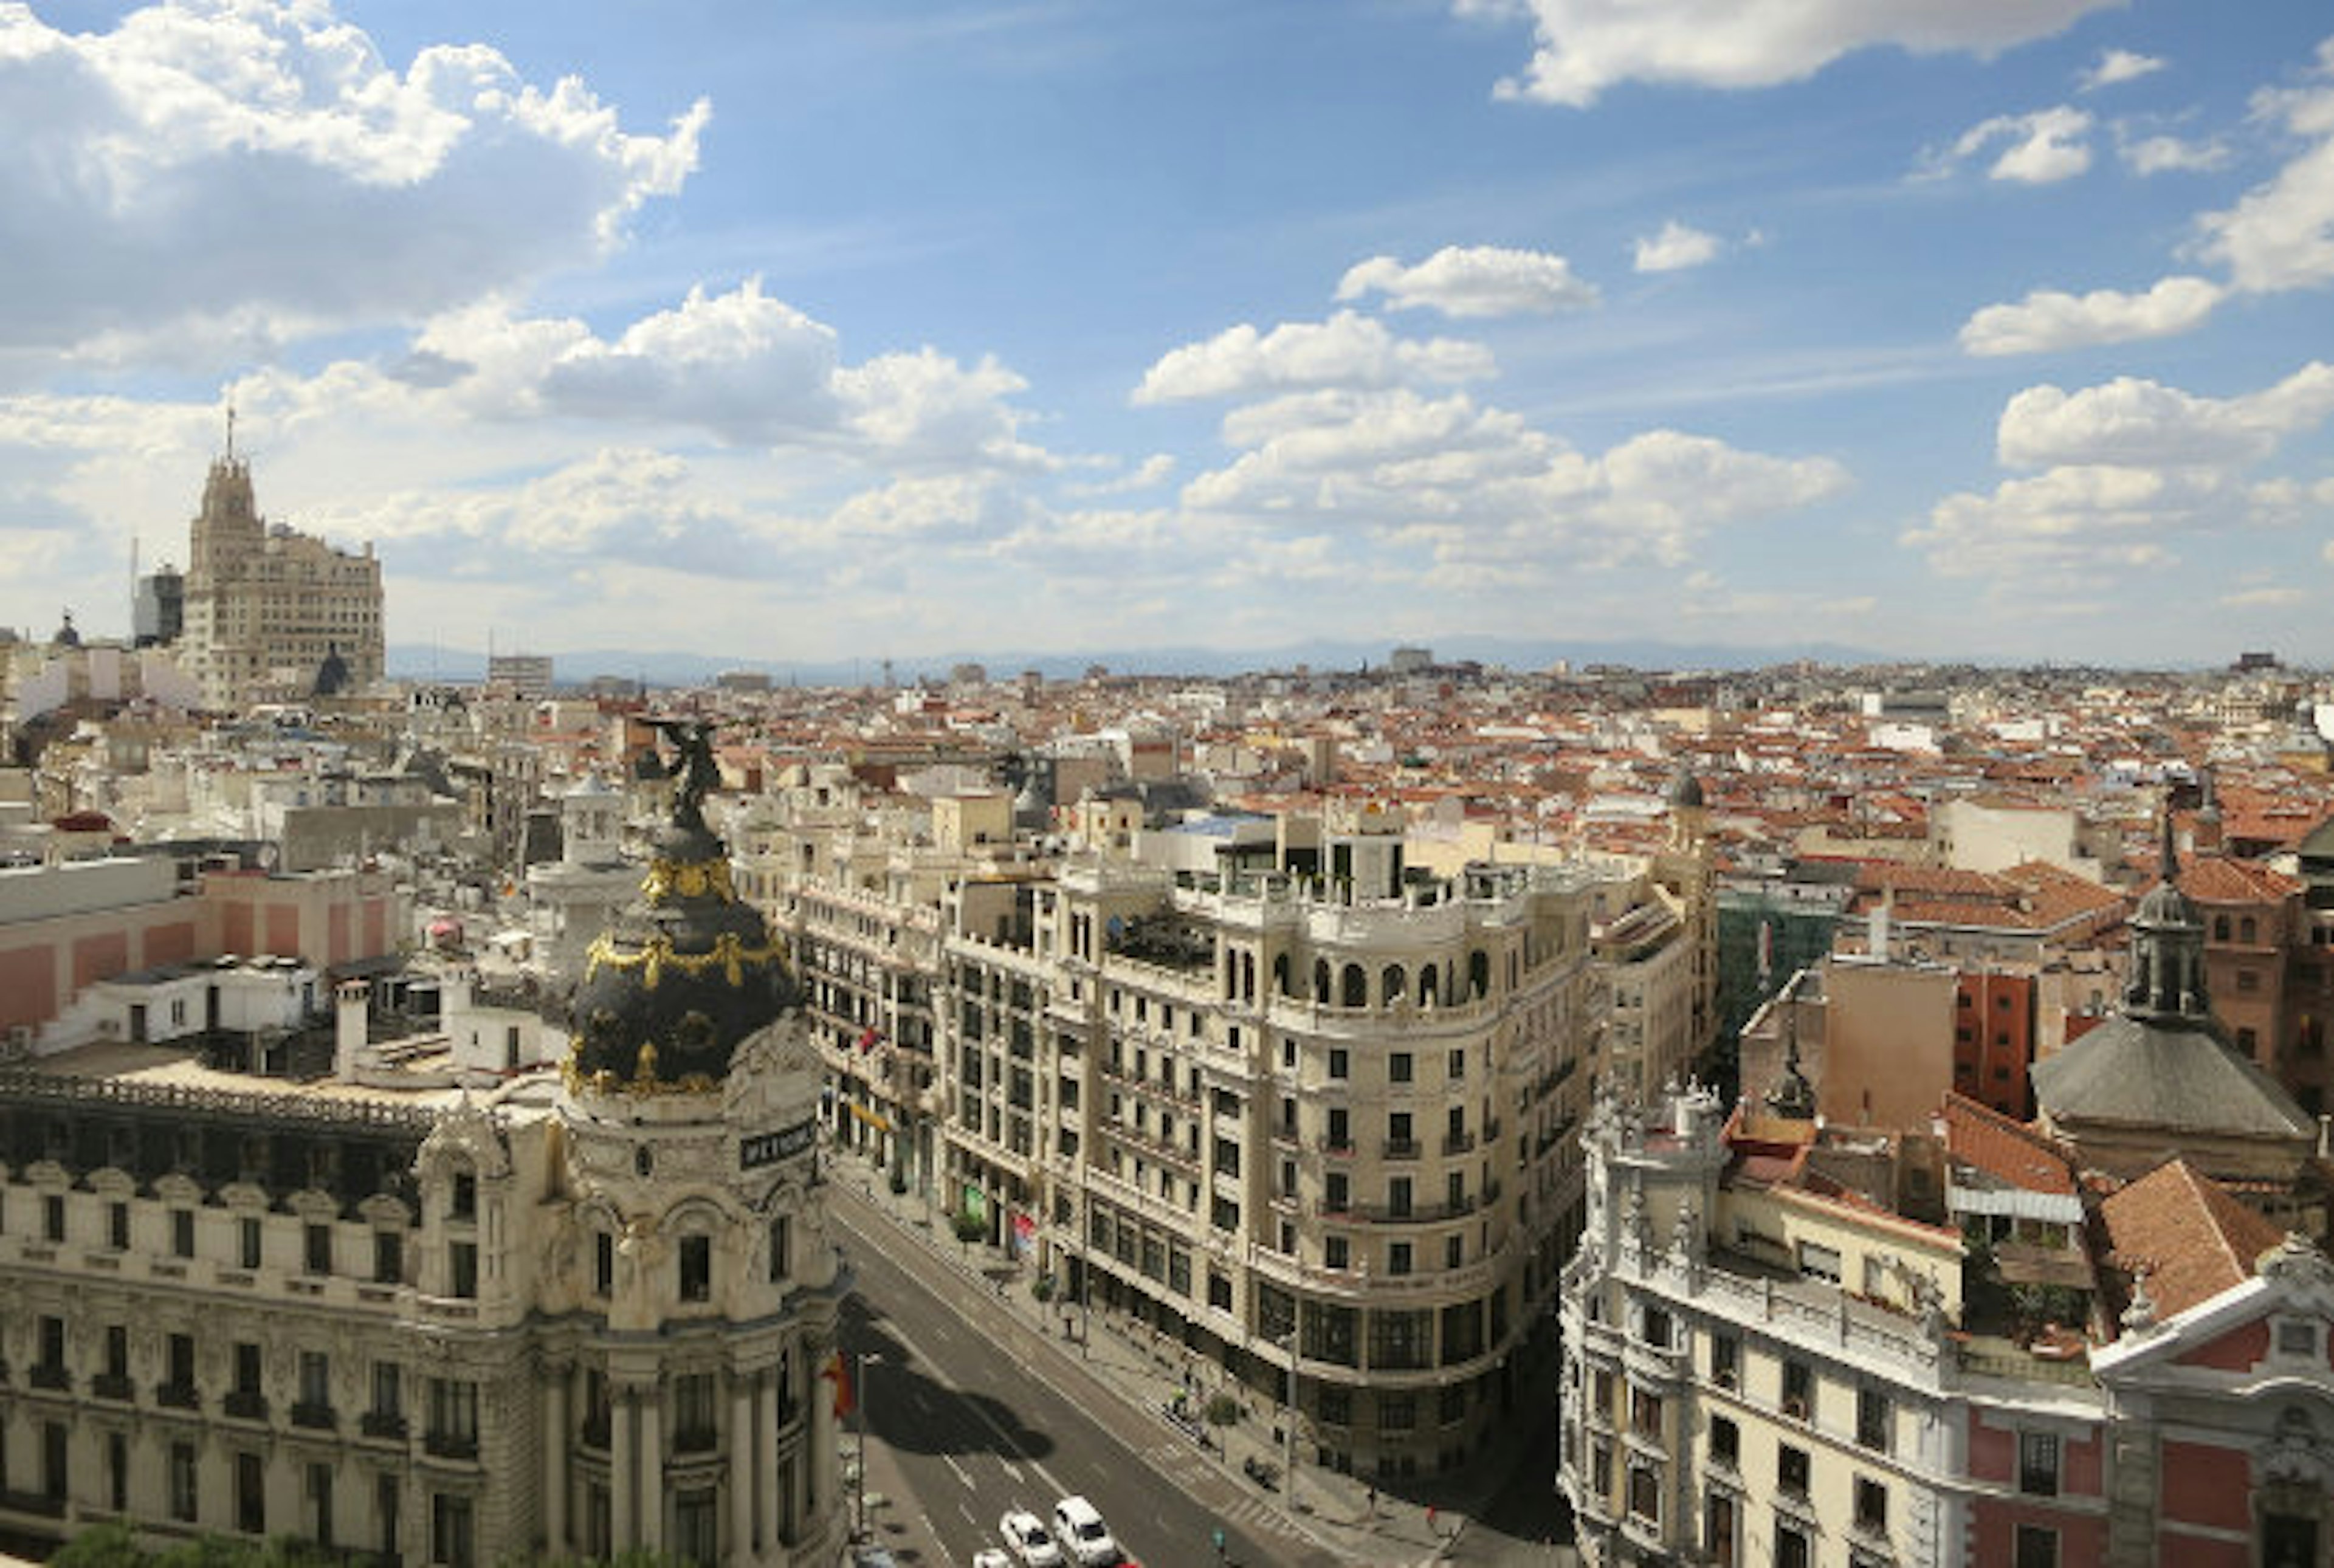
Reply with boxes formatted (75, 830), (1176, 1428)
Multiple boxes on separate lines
(765, 776), (1610, 1479)
(179, 446), (384, 709)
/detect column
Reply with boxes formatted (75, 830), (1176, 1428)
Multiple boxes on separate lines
(756, 1370), (779, 1552)
(729, 1373), (754, 1562)
(638, 1383), (664, 1552)
(610, 1388), (635, 1550)
(542, 1364), (570, 1555)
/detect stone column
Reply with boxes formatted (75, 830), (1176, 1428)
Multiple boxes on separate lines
(542, 1364), (570, 1555)
(729, 1372), (754, 1561)
(611, 1387), (635, 1550)
(638, 1383), (664, 1552)
(757, 1372), (780, 1553)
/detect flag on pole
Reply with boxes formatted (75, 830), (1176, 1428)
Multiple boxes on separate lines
(822, 1350), (855, 1418)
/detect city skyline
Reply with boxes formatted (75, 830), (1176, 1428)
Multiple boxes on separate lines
(1, 1), (2331, 669)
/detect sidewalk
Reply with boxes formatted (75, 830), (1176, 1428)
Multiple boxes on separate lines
(835, 1146), (1555, 1567)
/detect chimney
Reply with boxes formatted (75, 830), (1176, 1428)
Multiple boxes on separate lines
(334, 979), (369, 1082)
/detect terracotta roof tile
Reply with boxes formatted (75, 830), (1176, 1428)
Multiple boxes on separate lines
(1940, 1092), (2075, 1196)
(2098, 1158), (2284, 1321)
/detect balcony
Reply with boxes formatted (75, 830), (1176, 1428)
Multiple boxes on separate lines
(224, 1389), (269, 1421)
(91, 1372), (134, 1402)
(28, 1364), (70, 1393)
(1442, 1132), (1476, 1155)
(673, 1426), (719, 1455)
(1317, 1136), (1355, 1157)
(360, 1411), (408, 1441)
(154, 1381), (199, 1411)
(423, 1432), (479, 1462)
(1382, 1138), (1420, 1161)
(292, 1401), (338, 1432)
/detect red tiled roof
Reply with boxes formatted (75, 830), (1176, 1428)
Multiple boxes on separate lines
(1940, 1092), (2075, 1196)
(2098, 1158), (2284, 1322)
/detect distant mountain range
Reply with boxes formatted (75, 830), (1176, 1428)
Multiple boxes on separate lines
(390, 634), (1906, 687)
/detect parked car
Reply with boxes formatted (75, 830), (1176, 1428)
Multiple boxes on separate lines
(999, 1507), (1065, 1567)
(848, 1549), (900, 1568)
(972, 1553), (1015, 1568)
(1051, 1495), (1121, 1566)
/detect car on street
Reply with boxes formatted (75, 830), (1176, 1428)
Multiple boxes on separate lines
(971, 1553), (1014, 1568)
(1050, 1495), (1121, 1566)
(999, 1508), (1064, 1567)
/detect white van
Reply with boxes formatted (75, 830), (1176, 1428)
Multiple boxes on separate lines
(1050, 1495), (1120, 1566)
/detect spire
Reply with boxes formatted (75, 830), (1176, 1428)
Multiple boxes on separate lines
(2124, 814), (2209, 1024)
(225, 400), (236, 462)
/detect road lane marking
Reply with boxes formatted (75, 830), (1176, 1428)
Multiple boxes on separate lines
(944, 1453), (974, 1489)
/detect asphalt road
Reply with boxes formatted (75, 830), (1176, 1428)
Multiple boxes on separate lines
(833, 1188), (1340, 1568)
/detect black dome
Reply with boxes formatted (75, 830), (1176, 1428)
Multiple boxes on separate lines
(566, 725), (795, 1093)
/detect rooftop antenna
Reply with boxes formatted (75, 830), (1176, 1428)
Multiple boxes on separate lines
(225, 401), (236, 462)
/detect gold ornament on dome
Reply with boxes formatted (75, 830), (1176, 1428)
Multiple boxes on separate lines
(582, 929), (780, 990)
(562, 1039), (725, 1099)
(642, 856), (736, 904)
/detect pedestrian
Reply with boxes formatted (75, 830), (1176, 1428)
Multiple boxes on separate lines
(1365, 1485), (1375, 1518)
(1428, 1505), (1439, 1536)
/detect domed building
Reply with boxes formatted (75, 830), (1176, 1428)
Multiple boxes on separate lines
(0, 722), (847, 1566)
(2031, 819), (2325, 1236)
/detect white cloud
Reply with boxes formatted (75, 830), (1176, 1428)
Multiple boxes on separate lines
(2196, 45), (2334, 293)
(1471, 0), (2121, 108)
(539, 280), (841, 444)
(1997, 363), (2334, 469)
(2120, 132), (2229, 175)
(1942, 106), (2095, 184)
(0, 1), (704, 374)
(2220, 586), (2306, 608)
(1905, 464), (2212, 578)
(1958, 275), (2224, 356)
(1181, 387), (1847, 570)
(835, 349), (1052, 471)
(2080, 49), (2164, 92)
(1633, 221), (1723, 273)
(1132, 312), (1495, 405)
(1334, 246), (1598, 317)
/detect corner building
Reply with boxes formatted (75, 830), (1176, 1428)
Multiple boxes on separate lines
(0, 785), (845, 1564)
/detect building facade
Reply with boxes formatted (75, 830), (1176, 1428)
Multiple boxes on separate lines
(179, 449), (384, 709)
(0, 769), (847, 1566)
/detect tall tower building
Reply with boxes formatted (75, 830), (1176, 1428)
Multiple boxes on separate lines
(180, 427), (384, 708)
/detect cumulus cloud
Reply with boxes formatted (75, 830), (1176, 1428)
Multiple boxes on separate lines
(1334, 245), (1598, 317)
(836, 349), (1052, 471)
(539, 280), (840, 444)
(1939, 106), (2095, 184)
(1470, 0), (2120, 108)
(1958, 275), (2224, 356)
(0, 1), (704, 371)
(1633, 221), (1723, 273)
(1180, 387), (1847, 569)
(2196, 42), (2334, 293)
(2080, 49), (2165, 92)
(2119, 132), (2231, 175)
(1996, 363), (2334, 469)
(1132, 312), (1495, 405)
(1910, 360), (2334, 584)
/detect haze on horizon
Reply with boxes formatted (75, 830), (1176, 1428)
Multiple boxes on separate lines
(1, 1), (2331, 671)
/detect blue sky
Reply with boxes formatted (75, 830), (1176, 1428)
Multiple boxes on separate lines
(2, 0), (2331, 669)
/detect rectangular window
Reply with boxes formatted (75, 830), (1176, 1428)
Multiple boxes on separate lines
(768, 1217), (790, 1282)
(1711, 1332), (1739, 1389)
(373, 1362), (403, 1420)
(1628, 1462), (1660, 1524)
(1323, 1235), (1349, 1271)
(1328, 1048), (1349, 1080)
(450, 1174), (476, 1222)
(109, 1201), (130, 1251)
(1777, 1519), (1811, 1568)
(1389, 1052), (1413, 1084)
(1797, 1241), (1841, 1283)
(1710, 1414), (1738, 1467)
(449, 1240), (478, 1299)
(170, 1443), (199, 1522)
(307, 1462), (335, 1549)
(236, 1451), (266, 1535)
(431, 1492), (475, 1568)
(596, 1230), (615, 1296)
(105, 1323), (129, 1381)
(676, 1488), (718, 1568)
(44, 1194), (64, 1242)
(1388, 1241), (1411, 1276)
(1857, 1386), (1891, 1453)
(1447, 1048), (1465, 1080)
(167, 1332), (196, 1395)
(1781, 1359), (1814, 1421)
(679, 1234), (712, 1302)
(430, 1379), (479, 1447)
(306, 1222), (332, 1275)
(673, 1372), (717, 1451)
(1642, 1307), (1671, 1347)
(379, 1475), (401, 1558)
(2019, 1431), (2060, 1497)
(239, 1216), (262, 1270)
(375, 1229), (403, 1284)
(1778, 1443), (1810, 1498)
(1855, 1476), (1888, 1532)
(173, 1208), (196, 1258)
(1631, 1389), (1663, 1438)
(300, 1350), (331, 1411)
(2013, 1525), (2058, 1568)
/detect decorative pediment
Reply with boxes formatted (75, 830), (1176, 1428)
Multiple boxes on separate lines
(417, 1093), (511, 1180)
(2259, 1232), (2334, 1296)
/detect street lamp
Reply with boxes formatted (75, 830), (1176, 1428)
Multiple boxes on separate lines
(854, 1351), (884, 1539)
(1270, 1327), (1301, 1515)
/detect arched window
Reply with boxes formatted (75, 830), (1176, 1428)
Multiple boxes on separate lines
(1341, 963), (1368, 1009)
(1419, 967), (1439, 1008)
(2240, 916), (2257, 943)
(1382, 965), (1406, 1008)
(1273, 953), (1291, 997)
(2214, 915), (2232, 940)
(1468, 951), (1490, 1001)
(1313, 959), (1332, 1004)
